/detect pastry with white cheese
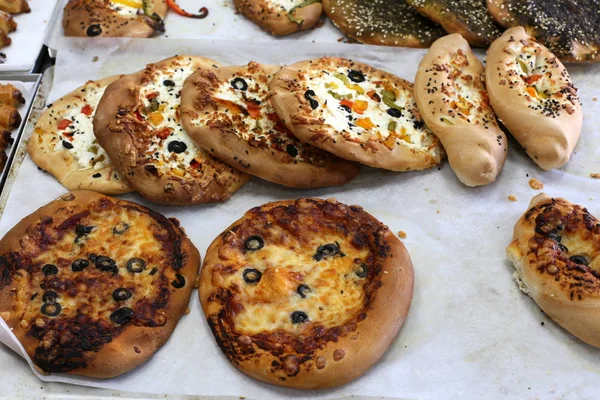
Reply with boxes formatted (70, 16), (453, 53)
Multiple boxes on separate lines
(235, 0), (322, 36)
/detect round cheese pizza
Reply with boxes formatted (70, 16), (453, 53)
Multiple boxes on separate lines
(234, 0), (322, 36)
(93, 56), (250, 205)
(63, 0), (167, 38)
(28, 77), (132, 195)
(180, 61), (360, 188)
(200, 198), (414, 389)
(0, 190), (200, 378)
(269, 57), (445, 171)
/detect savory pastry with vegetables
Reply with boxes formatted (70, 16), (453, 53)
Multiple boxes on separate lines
(94, 56), (250, 205)
(235, 0), (322, 36)
(269, 57), (444, 171)
(0, 82), (24, 171)
(488, 0), (600, 62)
(0, 190), (200, 377)
(28, 77), (132, 194)
(323, 0), (445, 47)
(63, 0), (167, 38)
(414, 34), (507, 187)
(0, 11), (16, 49)
(405, 0), (502, 47)
(507, 193), (600, 348)
(181, 61), (360, 188)
(486, 27), (583, 170)
(200, 198), (414, 389)
(0, 0), (29, 14)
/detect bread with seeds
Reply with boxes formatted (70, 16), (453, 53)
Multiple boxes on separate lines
(414, 33), (507, 186)
(234, 0), (322, 36)
(486, 27), (582, 170)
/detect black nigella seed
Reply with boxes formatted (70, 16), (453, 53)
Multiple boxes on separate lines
(291, 311), (309, 324)
(243, 268), (262, 284)
(286, 144), (298, 158)
(62, 140), (73, 149)
(569, 255), (588, 265)
(558, 243), (569, 253)
(387, 108), (402, 118)
(86, 24), (102, 37)
(356, 263), (368, 278)
(113, 222), (129, 235)
(71, 259), (90, 272)
(231, 77), (248, 91)
(42, 291), (58, 303)
(314, 243), (341, 261)
(110, 307), (134, 325)
(95, 256), (117, 272)
(42, 264), (58, 276)
(163, 79), (175, 87)
(244, 235), (264, 251)
(348, 69), (365, 83)
(112, 288), (132, 301)
(304, 90), (318, 110)
(171, 273), (186, 288)
(297, 284), (311, 298)
(340, 105), (352, 113)
(41, 303), (61, 317)
(167, 140), (187, 154)
(126, 258), (146, 273)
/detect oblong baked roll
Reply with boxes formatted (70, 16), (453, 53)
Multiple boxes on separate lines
(507, 193), (600, 348)
(486, 27), (583, 170)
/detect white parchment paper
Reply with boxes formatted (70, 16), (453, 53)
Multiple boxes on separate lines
(1, 38), (600, 399)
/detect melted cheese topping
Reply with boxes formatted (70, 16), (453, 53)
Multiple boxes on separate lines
(265, 0), (305, 12)
(108, 1), (141, 16)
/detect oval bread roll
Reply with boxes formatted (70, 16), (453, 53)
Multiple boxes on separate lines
(486, 26), (583, 170)
(414, 33), (507, 187)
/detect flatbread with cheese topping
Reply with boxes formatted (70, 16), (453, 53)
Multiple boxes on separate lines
(0, 190), (200, 378)
(180, 61), (360, 188)
(28, 77), (133, 195)
(269, 57), (444, 171)
(63, 0), (166, 38)
(94, 56), (250, 205)
(200, 198), (414, 389)
(234, 0), (322, 36)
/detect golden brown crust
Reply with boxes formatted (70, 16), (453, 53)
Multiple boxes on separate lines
(234, 0), (322, 36)
(28, 76), (133, 195)
(414, 33), (507, 186)
(62, 0), (167, 38)
(200, 198), (414, 389)
(269, 57), (444, 171)
(0, 190), (200, 378)
(485, 27), (583, 170)
(180, 62), (360, 188)
(93, 56), (250, 205)
(0, 0), (30, 14)
(507, 193), (600, 348)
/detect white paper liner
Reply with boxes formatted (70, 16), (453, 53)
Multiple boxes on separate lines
(0, 38), (599, 399)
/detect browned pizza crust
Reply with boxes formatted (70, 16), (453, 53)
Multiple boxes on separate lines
(63, 0), (167, 38)
(234, 0), (322, 36)
(507, 194), (600, 348)
(200, 198), (414, 389)
(180, 62), (360, 188)
(93, 56), (250, 205)
(0, 190), (200, 378)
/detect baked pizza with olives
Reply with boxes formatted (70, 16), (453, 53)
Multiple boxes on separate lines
(200, 198), (414, 389)
(180, 61), (360, 188)
(0, 190), (200, 378)
(28, 77), (132, 195)
(94, 56), (250, 205)
(269, 57), (444, 171)
(234, 0), (322, 36)
(63, 0), (166, 38)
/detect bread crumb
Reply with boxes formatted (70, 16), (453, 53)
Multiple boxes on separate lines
(593, 97), (598, 101)
(397, 230), (407, 239)
(436, 209), (440, 214)
(508, 195), (518, 202)
(185, 307), (190, 315)
(528, 178), (544, 190)
(590, 173), (600, 179)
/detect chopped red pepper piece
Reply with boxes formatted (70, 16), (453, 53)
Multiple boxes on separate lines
(155, 127), (172, 139)
(190, 159), (201, 169)
(81, 104), (93, 116)
(147, 92), (159, 100)
(57, 119), (71, 130)
(166, 0), (208, 18)
(246, 102), (261, 118)
(340, 99), (354, 109)
(524, 74), (542, 85)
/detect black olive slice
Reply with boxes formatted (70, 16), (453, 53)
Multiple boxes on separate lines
(86, 24), (102, 37)
(42, 291), (58, 303)
(110, 307), (134, 325)
(113, 288), (132, 301)
(75, 225), (94, 236)
(71, 259), (90, 272)
(171, 273), (186, 288)
(231, 77), (248, 91)
(387, 108), (402, 118)
(41, 302), (61, 317)
(113, 222), (129, 235)
(42, 264), (58, 276)
(126, 258), (146, 273)
(95, 256), (117, 272)
(570, 255), (588, 265)
(243, 269), (262, 284)
(286, 144), (298, 158)
(291, 311), (309, 324)
(167, 140), (188, 154)
(314, 243), (342, 261)
(244, 236), (264, 251)
(297, 284), (311, 298)
(163, 79), (175, 87)
(355, 263), (368, 278)
(340, 104), (352, 113)
(88, 254), (98, 262)
(62, 140), (73, 149)
(559, 243), (569, 253)
(304, 90), (318, 110)
(149, 268), (158, 275)
(348, 69), (365, 83)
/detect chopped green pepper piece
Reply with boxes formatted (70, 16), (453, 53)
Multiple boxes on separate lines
(327, 90), (352, 101)
(382, 90), (402, 110)
(441, 117), (454, 126)
(388, 121), (397, 131)
(288, 0), (321, 24)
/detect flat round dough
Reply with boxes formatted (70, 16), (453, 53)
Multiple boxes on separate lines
(28, 77), (132, 195)
(0, 190), (200, 378)
(94, 56), (250, 205)
(180, 61), (360, 188)
(200, 198), (414, 389)
(234, 0), (322, 36)
(269, 57), (444, 171)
